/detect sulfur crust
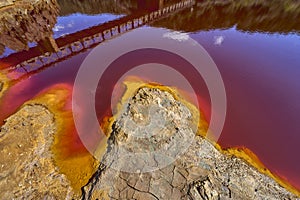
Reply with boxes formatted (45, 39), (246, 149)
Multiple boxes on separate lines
(24, 84), (99, 193)
(105, 78), (208, 136)
(14, 79), (299, 196)
(105, 78), (300, 197)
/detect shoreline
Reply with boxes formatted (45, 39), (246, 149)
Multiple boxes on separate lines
(0, 82), (299, 198)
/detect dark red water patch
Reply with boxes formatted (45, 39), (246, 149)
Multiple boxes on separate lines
(191, 30), (300, 190)
(0, 26), (299, 191)
(95, 48), (211, 126)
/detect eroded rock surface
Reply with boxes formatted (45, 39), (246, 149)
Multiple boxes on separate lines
(0, 0), (58, 53)
(0, 104), (77, 199)
(83, 87), (299, 200)
(0, 0), (14, 8)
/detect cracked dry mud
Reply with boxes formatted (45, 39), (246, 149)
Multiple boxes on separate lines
(83, 87), (299, 200)
(0, 86), (299, 199)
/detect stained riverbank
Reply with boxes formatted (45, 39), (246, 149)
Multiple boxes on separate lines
(83, 85), (300, 199)
(1, 83), (299, 199)
(0, 84), (98, 198)
(0, 0), (300, 197)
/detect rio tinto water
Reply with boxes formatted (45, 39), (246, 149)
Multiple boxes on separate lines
(0, 0), (299, 191)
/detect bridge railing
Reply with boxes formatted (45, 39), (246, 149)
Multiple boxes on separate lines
(4, 0), (195, 81)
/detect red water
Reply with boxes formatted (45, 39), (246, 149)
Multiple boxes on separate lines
(0, 3), (300, 192)
(192, 30), (300, 189)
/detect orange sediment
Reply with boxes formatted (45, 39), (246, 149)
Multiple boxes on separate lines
(11, 76), (299, 196)
(101, 77), (209, 142)
(25, 83), (99, 193)
(112, 77), (300, 197)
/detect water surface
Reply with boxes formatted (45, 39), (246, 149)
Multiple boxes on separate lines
(0, 0), (299, 191)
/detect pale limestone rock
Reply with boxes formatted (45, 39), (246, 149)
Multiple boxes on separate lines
(83, 87), (299, 200)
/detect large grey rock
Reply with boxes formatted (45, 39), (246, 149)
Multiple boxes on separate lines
(83, 86), (299, 200)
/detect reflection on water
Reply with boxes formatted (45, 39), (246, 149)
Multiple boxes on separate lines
(0, 0), (59, 57)
(153, 0), (300, 34)
(57, 0), (137, 16)
(0, 0), (300, 192)
(192, 27), (300, 190)
(53, 13), (124, 38)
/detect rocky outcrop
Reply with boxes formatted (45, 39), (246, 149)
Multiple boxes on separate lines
(83, 86), (299, 199)
(0, 104), (78, 199)
(0, 0), (59, 54)
(0, 84), (298, 199)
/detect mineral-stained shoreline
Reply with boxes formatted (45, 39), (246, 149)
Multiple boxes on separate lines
(0, 85), (299, 199)
(0, 104), (78, 199)
(82, 86), (299, 200)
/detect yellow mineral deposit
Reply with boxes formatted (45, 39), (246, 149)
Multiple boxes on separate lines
(95, 76), (209, 169)
(107, 76), (208, 137)
(25, 84), (99, 193)
(2, 76), (298, 197)
(105, 76), (300, 196)
(0, 72), (9, 98)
